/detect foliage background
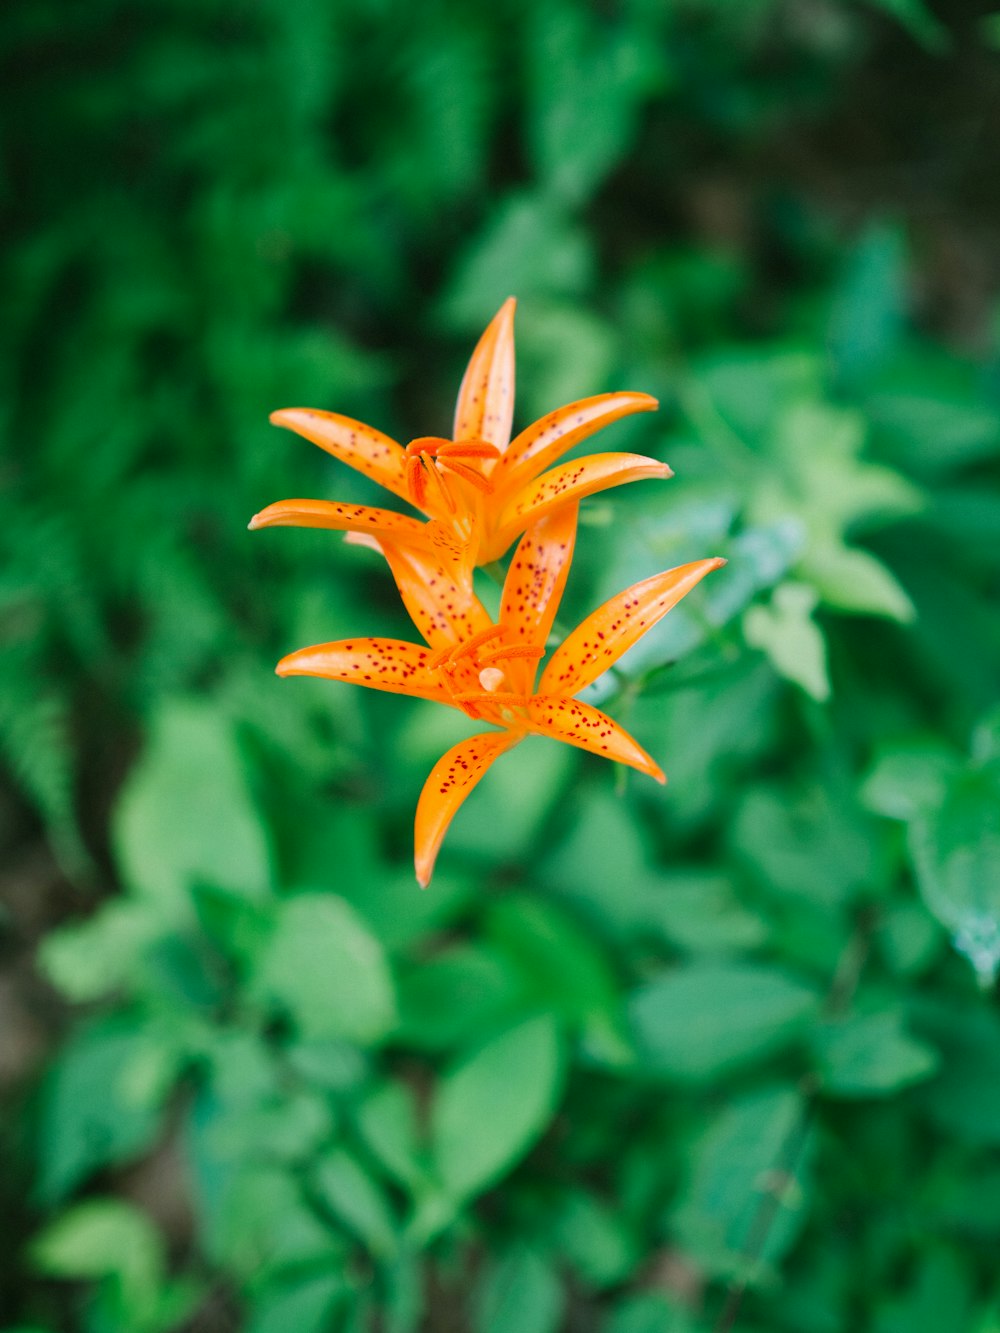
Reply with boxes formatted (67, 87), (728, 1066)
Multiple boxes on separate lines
(3, 0), (1000, 1329)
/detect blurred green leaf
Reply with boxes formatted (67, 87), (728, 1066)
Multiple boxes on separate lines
(113, 700), (272, 908)
(431, 1016), (564, 1201)
(673, 1086), (812, 1280)
(813, 1010), (938, 1097)
(37, 1020), (170, 1203)
(629, 962), (820, 1082)
(475, 1247), (563, 1333)
(744, 582), (830, 700)
(250, 894), (396, 1044)
(313, 1148), (398, 1257)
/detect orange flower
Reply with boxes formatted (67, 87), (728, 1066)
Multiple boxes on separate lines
(249, 299), (668, 570)
(274, 503), (724, 886)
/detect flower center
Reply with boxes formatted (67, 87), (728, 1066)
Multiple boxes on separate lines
(404, 437), (501, 513)
(427, 623), (544, 721)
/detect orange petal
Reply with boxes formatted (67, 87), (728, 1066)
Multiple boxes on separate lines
(494, 392), (659, 492)
(498, 504), (579, 695)
(414, 729), (523, 887)
(539, 557), (726, 697)
(276, 637), (454, 704)
(377, 541), (493, 651)
(490, 453), (673, 558)
(526, 696), (665, 782)
(270, 409), (410, 504)
(248, 498), (432, 546)
(452, 298), (516, 454)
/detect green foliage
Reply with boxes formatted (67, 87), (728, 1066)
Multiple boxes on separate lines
(5, 0), (1000, 1331)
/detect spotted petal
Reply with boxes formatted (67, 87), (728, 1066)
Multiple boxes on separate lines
(494, 392), (659, 491)
(489, 453), (672, 560)
(269, 408), (410, 503)
(414, 729), (523, 887)
(526, 696), (665, 782)
(540, 557), (726, 697)
(377, 541), (493, 651)
(498, 504), (578, 694)
(277, 637), (452, 704)
(453, 298), (516, 453)
(249, 498), (432, 546)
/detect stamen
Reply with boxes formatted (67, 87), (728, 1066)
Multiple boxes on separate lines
(449, 624), (504, 662)
(478, 645), (545, 666)
(437, 441), (503, 460)
(406, 455), (428, 508)
(423, 456), (458, 514)
(426, 644), (456, 670)
(438, 459), (495, 494)
(405, 436), (451, 456)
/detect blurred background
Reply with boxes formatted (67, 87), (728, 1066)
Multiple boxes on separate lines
(3, 0), (1000, 1329)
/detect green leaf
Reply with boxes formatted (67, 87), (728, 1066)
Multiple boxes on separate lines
(551, 1192), (637, 1288)
(38, 900), (160, 1001)
(475, 1248), (563, 1333)
(246, 1274), (347, 1333)
(431, 1017), (563, 1201)
(31, 1199), (163, 1324)
(397, 944), (523, 1051)
(37, 1020), (169, 1203)
(251, 894), (396, 1044)
(113, 700), (271, 908)
(673, 1086), (812, 1281)
(485, 895), (619, 1023)
(909, 767), (1000, 984)
(313, 1149), (398, 1257)
(354, 1081), (428, 1192)
(629, 962), (820, 1082)
(813, 1011), (938, 1097)
(861, 742), (961, 821)
(744, 582), (831, 700)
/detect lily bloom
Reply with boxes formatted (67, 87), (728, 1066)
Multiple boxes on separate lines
(249, 298), (669, 570)
(273, 503), (724, 886)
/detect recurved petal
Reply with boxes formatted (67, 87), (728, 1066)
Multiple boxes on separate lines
(270, 409), (410, 503)
(249, 498), (432, 546)
(453, 298), (516, 453)
(377, 541), (494, 651)
(276, 637), (453, 703)
(539, 557), (726, 697)
(494, 392), (659, 491)
(526, 695), (665, 783)
(498, 504), (578, 695)
(414, 729), (523, 887)
(490, 453), (673, 557)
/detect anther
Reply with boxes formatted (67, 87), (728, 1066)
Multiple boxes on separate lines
(438, 458), (494, 494)
(478, 645), (545, 666)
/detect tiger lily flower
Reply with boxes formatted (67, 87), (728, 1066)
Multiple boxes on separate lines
(273, 503), (724, 886)
(249, 298), (669, 571)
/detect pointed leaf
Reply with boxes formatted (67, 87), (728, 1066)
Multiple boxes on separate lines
(432, 1016), (563, 1200)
